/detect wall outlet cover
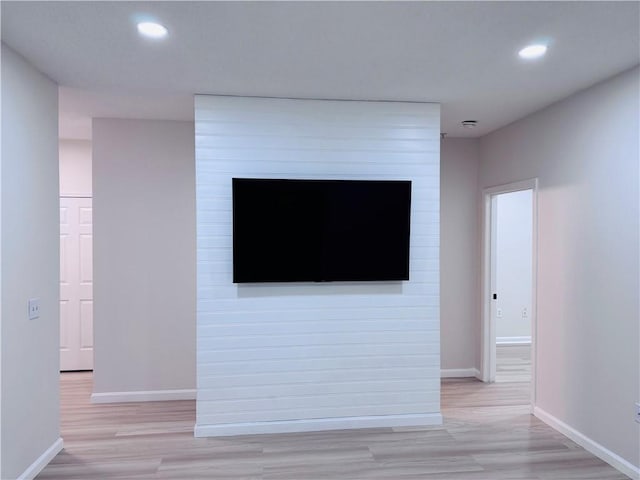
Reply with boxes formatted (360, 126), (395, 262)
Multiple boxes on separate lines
(28, 298), (40, 320)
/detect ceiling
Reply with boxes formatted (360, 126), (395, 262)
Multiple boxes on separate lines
(2, 1), (638, 139)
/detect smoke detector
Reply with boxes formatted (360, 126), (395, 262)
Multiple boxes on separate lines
(461, 120), (478, 129)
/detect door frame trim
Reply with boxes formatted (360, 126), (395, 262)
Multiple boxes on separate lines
(480, 178), (538, 410)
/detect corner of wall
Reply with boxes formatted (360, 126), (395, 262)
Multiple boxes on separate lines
(1, 41), (61, 480)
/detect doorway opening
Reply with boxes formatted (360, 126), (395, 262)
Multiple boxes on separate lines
(59, 137), (94, 372)
(481, 179), (537, 407)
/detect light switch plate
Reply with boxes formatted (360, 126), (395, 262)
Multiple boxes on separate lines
(28, 298), (40, 320)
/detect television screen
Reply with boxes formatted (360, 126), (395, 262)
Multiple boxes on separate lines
(232, 178), (411, 283)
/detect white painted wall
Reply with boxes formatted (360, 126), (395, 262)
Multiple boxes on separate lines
(92, 119), (196, 398)
(59, 139), (92, 197)
(479, 66), (639, 470)
(1, 44), (61, 479)
(195, 96), (441, 436)
(440, 138), (480, 373)
(495, 190), (532, 341)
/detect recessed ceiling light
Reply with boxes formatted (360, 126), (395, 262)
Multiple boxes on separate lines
(518, 44), (547, 60)
(137, 22), (168, 39)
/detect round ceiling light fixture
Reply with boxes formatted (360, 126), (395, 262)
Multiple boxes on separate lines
(137, 22), (168, 39)
(518, 44), (548, 60)
(461, 120), (478, 129)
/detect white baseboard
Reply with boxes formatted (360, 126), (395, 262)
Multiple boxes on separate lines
(91, 389), (196, 404)
(441, 368), (481, 378)
(496, 336), (531, 345)
(195, 413), (443, 438)
(533, 406), (639, 480)
(17, 437), (63, 480)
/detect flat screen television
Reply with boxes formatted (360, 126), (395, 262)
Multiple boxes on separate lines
(232, 178), (411, 283)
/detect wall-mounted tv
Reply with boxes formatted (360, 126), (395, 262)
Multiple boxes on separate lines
(232, 178), (411, 283)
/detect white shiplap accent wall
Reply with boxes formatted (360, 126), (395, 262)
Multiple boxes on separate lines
(195, 95), (440, 436)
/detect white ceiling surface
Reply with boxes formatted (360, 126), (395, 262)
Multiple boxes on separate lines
(2, 1), (638, 139)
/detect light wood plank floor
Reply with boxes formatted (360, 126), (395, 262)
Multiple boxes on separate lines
(36, 372), (629, 479)
(496, 345), (531, 383)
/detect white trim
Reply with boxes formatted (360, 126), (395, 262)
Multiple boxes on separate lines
(534, 407), (640, 480)
(91, 389), (196, 404)
(480, 178), (538, 412)
(480, 193), (497, 383)
(194, 413), (443, 438)
(483, 179), (538, 196)
(16, 437), (63, 480)
(60, 194), (92, 199)
(440, 368), (481, 378)
(496, 336), (531, 345)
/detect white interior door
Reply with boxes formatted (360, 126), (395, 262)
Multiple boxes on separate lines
(60, 196), (94, 371)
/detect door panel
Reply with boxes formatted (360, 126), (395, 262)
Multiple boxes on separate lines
(60, 300), (70, 351)
(79, 234), (93, 283)
(80, 300), (93, 349)
(60, 197), (94, 371)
